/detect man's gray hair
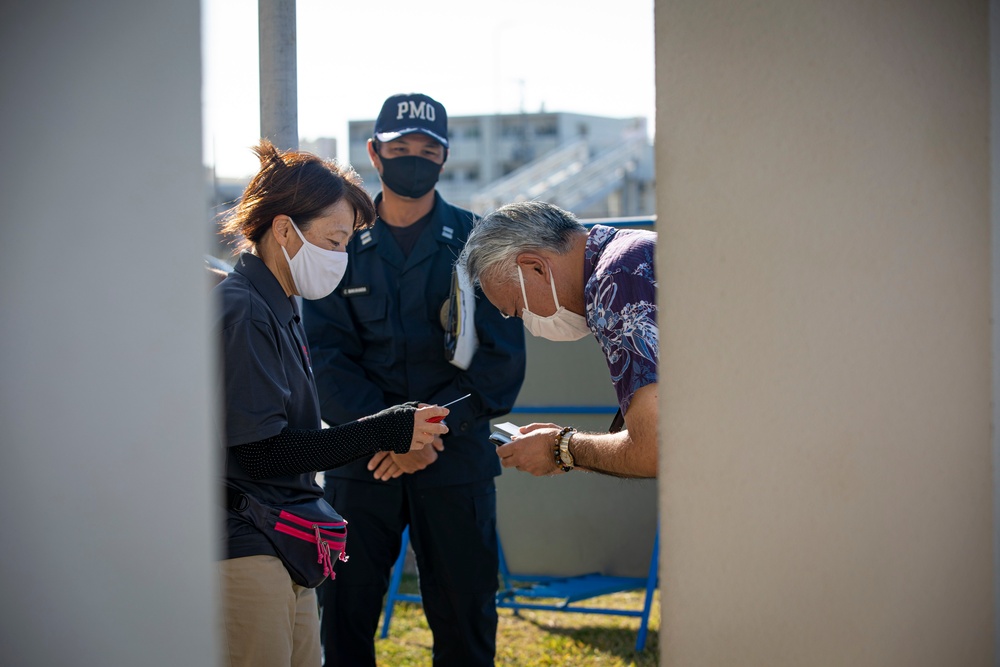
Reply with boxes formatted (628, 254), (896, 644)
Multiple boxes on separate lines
(460, 201), (586, 287)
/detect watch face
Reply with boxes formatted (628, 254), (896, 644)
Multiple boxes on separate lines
(560, 442), (574, 467)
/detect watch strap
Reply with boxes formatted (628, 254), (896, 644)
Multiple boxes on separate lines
(554, 427), (577, 472)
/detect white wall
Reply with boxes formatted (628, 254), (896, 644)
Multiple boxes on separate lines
(657, 0), (993, 664)
(497, 317), (658, 579)
(0, 2), (217, 665)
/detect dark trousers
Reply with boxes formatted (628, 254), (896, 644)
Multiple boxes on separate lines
(319, 478), (499, 667)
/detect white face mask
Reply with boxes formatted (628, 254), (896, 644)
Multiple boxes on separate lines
(281, 218), (349, 300)
(517, 263), (591, 341)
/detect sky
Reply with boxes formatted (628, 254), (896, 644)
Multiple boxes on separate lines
(202, 0), (656, 179)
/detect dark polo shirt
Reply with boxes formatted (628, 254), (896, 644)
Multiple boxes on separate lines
(214, 252), (324, 559)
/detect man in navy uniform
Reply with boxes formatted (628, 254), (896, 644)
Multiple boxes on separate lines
(303, 93), (526, 667)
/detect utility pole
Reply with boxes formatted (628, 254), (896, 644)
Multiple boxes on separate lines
(258, 0), (297, 151)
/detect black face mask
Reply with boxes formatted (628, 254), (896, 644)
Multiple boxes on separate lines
(379, 154), (442, 199)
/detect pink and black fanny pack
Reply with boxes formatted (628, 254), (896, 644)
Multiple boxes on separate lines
(227, 487), (348, 588)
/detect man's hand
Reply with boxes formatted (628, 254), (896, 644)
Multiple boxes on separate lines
(495, 384), (659, 479)
(368, 436), (445, 481)
(391, 436), (444, 474)
(495, 423), (566, 477)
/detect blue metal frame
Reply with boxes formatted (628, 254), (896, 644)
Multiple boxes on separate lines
(378, 525), (420, 639)
(379, 524), (659, 652)
(495, 527), (659, 652)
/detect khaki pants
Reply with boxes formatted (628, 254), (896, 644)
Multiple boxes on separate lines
(218, 555), (321, 667)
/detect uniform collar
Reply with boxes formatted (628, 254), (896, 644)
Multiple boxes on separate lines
(355, 192), (465, 269)
(233, 252), (297, 325)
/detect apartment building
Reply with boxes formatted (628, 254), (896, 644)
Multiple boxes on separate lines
(348, 111), (655, 218)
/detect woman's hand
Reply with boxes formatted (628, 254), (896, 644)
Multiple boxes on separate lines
(411, 405), (449, 451)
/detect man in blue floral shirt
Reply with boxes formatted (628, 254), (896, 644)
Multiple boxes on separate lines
(460, 201), (658, 478)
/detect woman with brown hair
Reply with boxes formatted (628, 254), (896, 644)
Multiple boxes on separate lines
(213, 140), (449, 667)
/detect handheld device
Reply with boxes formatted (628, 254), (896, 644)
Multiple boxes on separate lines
(489, 421), (521, 447)
(426, 393), (471, 423)
(489, 431), (512, 447)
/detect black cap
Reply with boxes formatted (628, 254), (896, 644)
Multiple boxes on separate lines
(374, 93), (448, 148)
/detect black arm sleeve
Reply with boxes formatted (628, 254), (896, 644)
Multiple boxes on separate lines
(232, 403), (416, 480)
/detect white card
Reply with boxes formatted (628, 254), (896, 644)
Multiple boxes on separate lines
(493, 421), (521, 437)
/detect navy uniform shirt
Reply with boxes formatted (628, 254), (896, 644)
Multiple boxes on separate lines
(214, 252), (324, 558)
(302, 193), (526, 488)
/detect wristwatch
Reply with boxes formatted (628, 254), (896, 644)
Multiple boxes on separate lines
(555, 427), (577, 472)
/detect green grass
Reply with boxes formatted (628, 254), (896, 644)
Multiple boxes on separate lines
(375, 575), (660, 666)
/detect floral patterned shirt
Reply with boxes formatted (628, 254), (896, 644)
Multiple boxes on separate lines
(583, 225), (658, 414)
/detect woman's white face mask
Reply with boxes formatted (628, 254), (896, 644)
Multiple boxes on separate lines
(517, 263), (590, 341)
(281, 218), (349, 300)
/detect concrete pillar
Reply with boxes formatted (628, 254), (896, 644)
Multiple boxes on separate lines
(991, 0), (1000, 659)
(259, 0), (298, 150)
(0, 2), (216, 665)
(657, 0), (992, 664)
